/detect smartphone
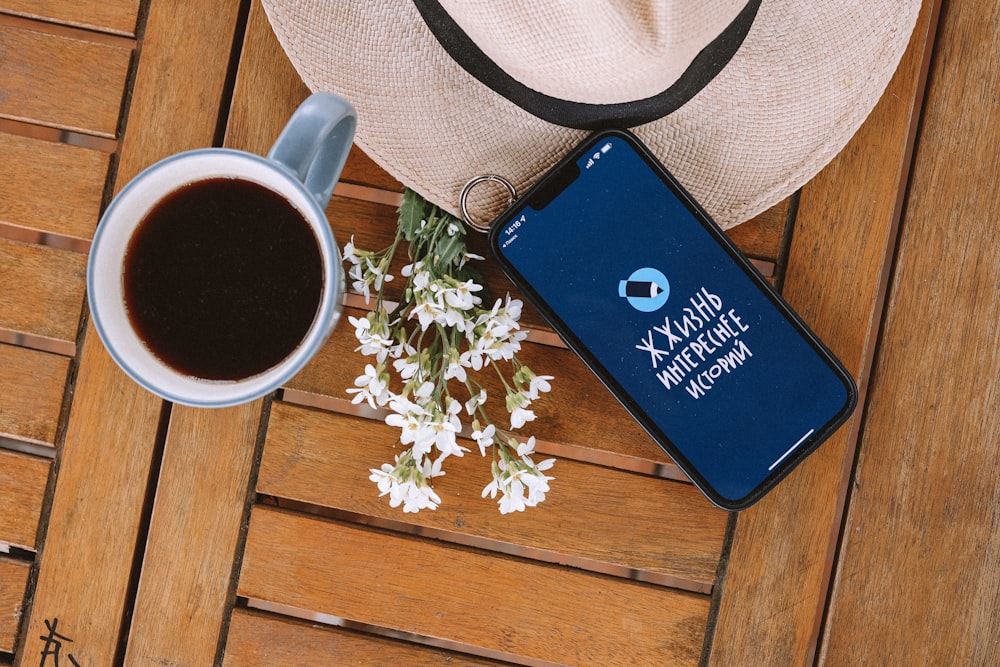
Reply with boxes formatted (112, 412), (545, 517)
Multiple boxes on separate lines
(488, 130), (857, 509)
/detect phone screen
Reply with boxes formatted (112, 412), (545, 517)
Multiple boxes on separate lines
(490, 130), (856, 509)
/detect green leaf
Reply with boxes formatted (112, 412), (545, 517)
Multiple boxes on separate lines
(398, 188), (427, 242)
(433, 232), (464, 271)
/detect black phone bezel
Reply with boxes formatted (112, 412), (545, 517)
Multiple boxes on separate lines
(487, 129), (857, 510)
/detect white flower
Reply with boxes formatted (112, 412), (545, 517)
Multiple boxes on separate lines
(467, 297), (528, 363)
(420, 397), (467, 458)
(458, 251), (485, 269)
(346, 363), (391, 409)
(499, 478), (527, 514)
(506, 391), (536, 429)
(369, 452), (444, 513)
(414, 380), (435, 401)
(442, 278), (483, 311)
(410, 263), (431, 290)
(459, 347), (486, 372)
(481, 453), (555, 514)
(528, 374), (554, 399)
(471, 422), (496, 456)
(516, 436), (537, 457)
(443, 347), (467, 382)
(465, 389), (486, 415)
(369, 462), (396, 494)
(343, 235), (363, 266)
(345, 192), (558, 514)
(385, 397), (429, 448)
(349, 263), (369, 302)
(410, 300), (439, 331)
(510, 405), (535, 429)
(349, 313), (394, 362)
(366, 257), (392, 286)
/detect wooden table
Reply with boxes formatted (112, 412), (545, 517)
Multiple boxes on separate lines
(1, 1), (997, 665)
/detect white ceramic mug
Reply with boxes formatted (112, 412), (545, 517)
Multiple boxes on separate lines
(88, 93), (357, 407)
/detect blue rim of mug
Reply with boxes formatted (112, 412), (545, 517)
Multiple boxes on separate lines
(87, 148), (342, 408)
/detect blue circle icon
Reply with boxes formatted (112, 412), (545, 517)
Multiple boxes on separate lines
(619, 268), (670, 312)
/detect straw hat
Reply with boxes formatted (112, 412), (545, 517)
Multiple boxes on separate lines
(261, 0), (920, 229)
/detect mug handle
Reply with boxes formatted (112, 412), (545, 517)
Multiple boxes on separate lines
(267, 92), (358, 210)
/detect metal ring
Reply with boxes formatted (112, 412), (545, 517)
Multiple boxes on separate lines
(460, 174), (517, 233)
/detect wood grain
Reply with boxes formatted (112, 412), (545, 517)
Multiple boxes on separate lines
(0, 238), (86, 346)
(224, 608), (506, 666)
(821, 0), (1000, 663)
(19, 0), (247, 662)
(287, 305), (677, 473)
(110, 2), (263, 665)
(725, 198), (787, 265)
(0, 344), (68, 447)
(1, 0), (141, 36)
(123, 400), (264, 666)
(0, 449), (49, 550)
(0, 23), (131, 136)
(0, 557), (30, 653)
(18, 323), (163, 665)
(224, 0), (310, 159)
(241, 506), (710, 666)
(707, 2), (941, 664)
(259, 402), (726, 591)
(110, 1), (240, 186)
(0, 133), (110, 242)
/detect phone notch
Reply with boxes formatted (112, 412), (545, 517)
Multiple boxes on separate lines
(527, 161), (580, 211)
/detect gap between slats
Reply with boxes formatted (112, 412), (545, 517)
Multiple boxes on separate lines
(0, 11), (135, 49)
(252, 403), (725, 594)
(238, 507), (710, 666)
(280, 389), (689, 481)
(240, 599), (566, 667)
(259, 495), (714, 593)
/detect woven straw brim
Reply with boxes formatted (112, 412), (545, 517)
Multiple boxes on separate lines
(261, 0), (919, 229)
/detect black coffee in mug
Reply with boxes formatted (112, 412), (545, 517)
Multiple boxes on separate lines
(122, 177), (323, 381)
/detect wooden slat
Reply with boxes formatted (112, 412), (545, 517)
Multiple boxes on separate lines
(341, 144), (405, 192)
(725, 197), (787, 264)
(821, 0), (1000, 663)
(0, 557), (30, 653)
(0, 449), (49, 550)
(286, 305), (677, 473)
(107, 3), (238, 186)
(1, 0), (141, 37)
(241, 506), (710, 666)
(0, 133), (110, 242)
(121, 3), (276, 665)
(225, 608), (505, 666)
(220, 3), (405, 207)
(259, 402), (726, 590)
(0, 344), (68, 447)
(222, 0), (309, 160)
(707, 2), (941, 664)
(220, 0), (408, 197)
(18, 329), (163, 665)
(0, 238), (87, 346)
(123, 400), (263, 665)
(0, 23), (131, 136)
(20, 0), (248, 662)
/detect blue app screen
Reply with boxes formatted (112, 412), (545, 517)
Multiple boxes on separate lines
(497, 134), (853, 505)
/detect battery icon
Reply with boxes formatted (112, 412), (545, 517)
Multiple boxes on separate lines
(600, 143), (612, 154)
